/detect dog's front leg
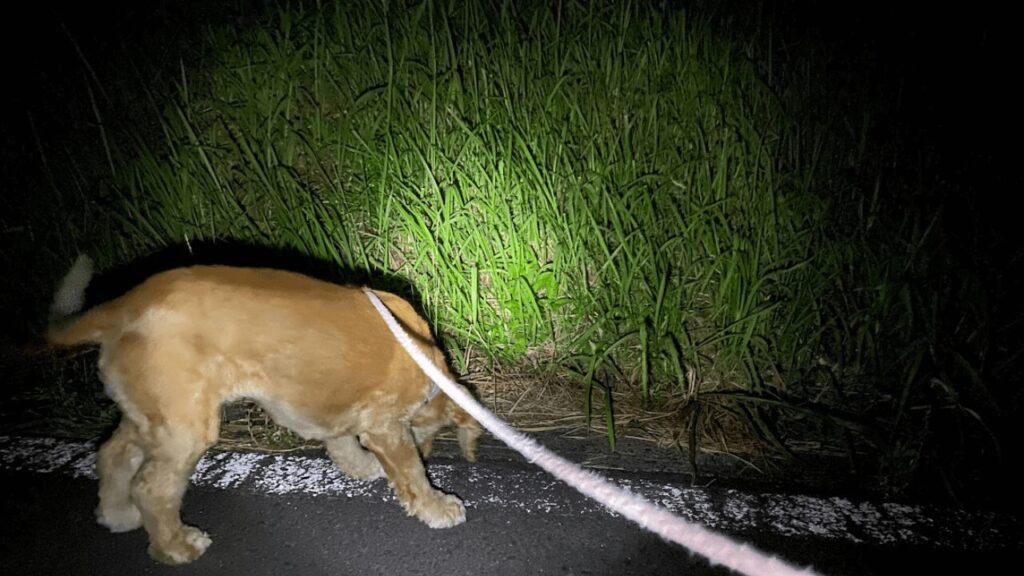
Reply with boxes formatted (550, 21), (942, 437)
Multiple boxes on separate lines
(360, 422), (466, 528)
(326, 435), (384, 480)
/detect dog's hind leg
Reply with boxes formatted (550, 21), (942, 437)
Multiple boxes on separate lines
(326, 435), (384, 480)
(100, 333), (220, 564)
(360, 422), (466, 528)
(131, 420), (217, 565)
(96, 418), (144, 532)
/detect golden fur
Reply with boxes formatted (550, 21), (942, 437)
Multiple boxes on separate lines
(48, 265), (480, 564)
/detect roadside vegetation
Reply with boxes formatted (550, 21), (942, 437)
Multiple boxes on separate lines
(2, 0), (1018, 508)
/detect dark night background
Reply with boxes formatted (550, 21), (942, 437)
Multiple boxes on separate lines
(1, 0), (1020, 514)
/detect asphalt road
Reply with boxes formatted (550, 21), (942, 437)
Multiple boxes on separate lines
(1, 435), (1020, 576)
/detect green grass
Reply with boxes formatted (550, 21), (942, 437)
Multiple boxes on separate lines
(108, 1), (828, 449)
(6, 0), (1012, 503)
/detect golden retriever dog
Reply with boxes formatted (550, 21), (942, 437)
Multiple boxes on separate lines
(47, 257), (481, 564)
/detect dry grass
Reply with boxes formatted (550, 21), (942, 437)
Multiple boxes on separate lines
(500, 350), (776, 451)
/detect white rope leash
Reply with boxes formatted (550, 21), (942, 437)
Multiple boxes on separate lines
(365, 289), (820, 576)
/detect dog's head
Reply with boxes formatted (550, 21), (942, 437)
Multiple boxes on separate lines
(410, 389), (481, 462)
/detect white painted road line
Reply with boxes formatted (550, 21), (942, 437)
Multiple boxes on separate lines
(1, 435), (1019, 550)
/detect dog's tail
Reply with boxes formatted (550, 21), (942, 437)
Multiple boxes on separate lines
(50, 255), (94, 321)
(47, 255), (115, 346)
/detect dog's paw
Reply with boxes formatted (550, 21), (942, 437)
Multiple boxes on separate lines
(148, 525), (212, 565)
(327, 439), (385, 480)
(346, 460), (385, 481)
(359, 465), (386, 481)
(95, 503), (143, 533)
(417, 493), (466, 529)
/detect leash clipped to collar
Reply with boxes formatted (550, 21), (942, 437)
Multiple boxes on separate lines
(425, 382), (441, 403)
(364, 288), (820, 576)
